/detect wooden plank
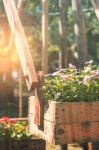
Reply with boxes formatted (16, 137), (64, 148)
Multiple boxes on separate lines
(29, 122), (55, 144)
(44, 101), (99, 123)
(44, 120), (99, 144)
(29, 72), (44, 130)
(36, 71), (44, 130)
(3, 0), (38, 91)
(28, 96), (40, 127)
(72, 0), (88, 68)
(29, 118), (99, 144)
(91, 0), (99, 20)
(10, 117), (28, 121)
(29, 100), (99, 144)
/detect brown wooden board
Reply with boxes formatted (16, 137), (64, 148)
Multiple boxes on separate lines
(44, 101), (99, 123)
(29, 100), (99, 145)
(3, 0), (37, 91)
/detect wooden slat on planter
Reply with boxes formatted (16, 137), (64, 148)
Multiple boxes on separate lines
(44, 101), (99, 123)
(44, 120), (99, 144)
(29, 99), (99, 145)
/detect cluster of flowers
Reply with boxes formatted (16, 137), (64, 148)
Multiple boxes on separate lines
(43, 62), (99, 102)
(0, 116), (33, 140)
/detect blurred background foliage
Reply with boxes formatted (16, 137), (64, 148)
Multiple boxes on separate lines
(0, 0), (99, 73)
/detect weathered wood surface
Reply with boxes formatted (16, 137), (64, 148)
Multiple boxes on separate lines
(3, 0), (37, 91)
(35, 71), (44, 130)
(44, 101), (99, 123)
(91, 0), (99, 20)
(44, 120), (99, 144)
(10, 117), (28, 121)
(29, 100), (99, 144)
(28, 96), (40, 126)
(28, 72), (44, 129)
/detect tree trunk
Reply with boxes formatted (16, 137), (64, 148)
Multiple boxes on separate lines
(59, 0), (68, 68)
(72, 0), (88, 69)
(42, 0), (48, 74)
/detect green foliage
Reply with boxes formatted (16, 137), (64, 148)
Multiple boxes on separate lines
(48, 46), (59, 72)
(0, 117), (33, 140)
(0, 0), (99, 72)
(43, 61), (99, 102)
(83, 0), (99, 63)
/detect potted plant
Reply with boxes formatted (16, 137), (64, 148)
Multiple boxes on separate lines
(43, 61), (99, 144)
(0, 116), (45, 150)
(29, 61), (99, 145)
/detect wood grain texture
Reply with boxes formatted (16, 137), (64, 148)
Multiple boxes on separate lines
(29, 100), (99, 144)
(44, 101), (99, 123)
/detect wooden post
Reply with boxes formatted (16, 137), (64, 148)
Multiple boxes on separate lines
(3, 0), (38, 91)
(59, 0), (68, 68)
(72, 0), (88, 69)
(19, 67), (23, 118)
(42, 0), (48, 74)
(91, 0), (99, 20)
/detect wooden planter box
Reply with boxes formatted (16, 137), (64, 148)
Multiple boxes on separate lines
(0, 139), (46, 150)
(29, 98), (99, 145)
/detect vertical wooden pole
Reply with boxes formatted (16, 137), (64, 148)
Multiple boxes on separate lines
(19, 67), (23, 117)
(59, 0), (68, 68)
(72, 0), (88, 69)
(42, 0), (48, 74)
(36, 71), (44, 130)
